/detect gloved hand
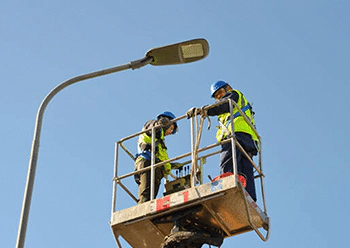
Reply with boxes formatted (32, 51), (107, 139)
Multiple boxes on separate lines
(198, 106), (208, 118)
(163, 163), (172, 176)
(158, 116), (171, 127)
(186, 107), (199, 118)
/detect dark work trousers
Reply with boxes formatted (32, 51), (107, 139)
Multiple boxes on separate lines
(136, 158), (164, 204)
(220, 132), (258, 201)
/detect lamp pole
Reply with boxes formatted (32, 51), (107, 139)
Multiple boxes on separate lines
(16, 38), (209, 248)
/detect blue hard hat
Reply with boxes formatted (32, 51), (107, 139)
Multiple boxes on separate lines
(210, 80), (228, 97)
(157, 111), (178, 134)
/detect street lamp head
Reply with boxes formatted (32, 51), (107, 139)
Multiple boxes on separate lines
(146, 38), (209, 66)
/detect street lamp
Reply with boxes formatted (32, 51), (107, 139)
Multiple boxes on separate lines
(16, 38), (209, 248)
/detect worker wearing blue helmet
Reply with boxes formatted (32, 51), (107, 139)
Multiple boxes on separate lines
(187, 81), (259, 201)
(135, 111), (182, 204)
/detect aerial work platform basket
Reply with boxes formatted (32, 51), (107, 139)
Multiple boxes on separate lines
(110, 100), (270, 247)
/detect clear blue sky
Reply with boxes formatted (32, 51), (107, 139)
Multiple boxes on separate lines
(2, 1), (349, 247)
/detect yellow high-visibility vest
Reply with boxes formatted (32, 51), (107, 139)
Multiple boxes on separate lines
(138, 129), (172, 175)
(216, 89), (259, 144)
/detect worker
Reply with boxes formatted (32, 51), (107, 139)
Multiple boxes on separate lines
(135, 111), (182, 204)
(187, 81), (259, 201)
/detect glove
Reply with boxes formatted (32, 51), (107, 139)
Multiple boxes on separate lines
(198, 107), (208, 118)
(186, 107), (199, 118)
(158, 116), (171, 127)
